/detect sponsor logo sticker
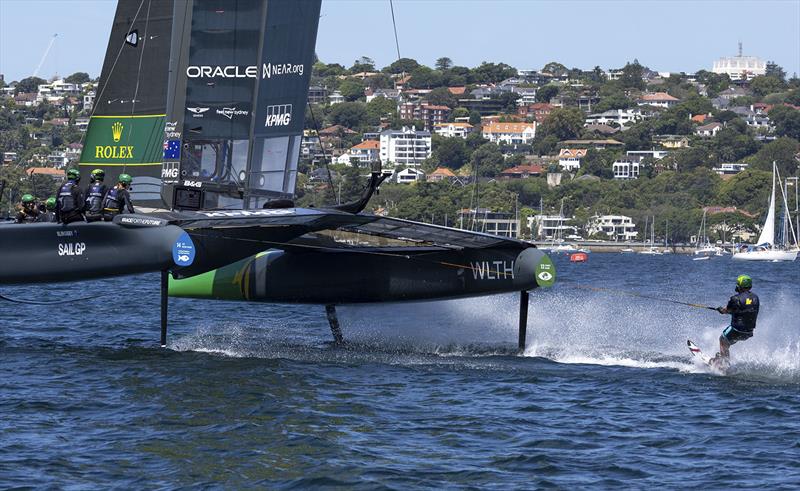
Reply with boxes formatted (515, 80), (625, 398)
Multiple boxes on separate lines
(58, 242), (87, 256)
(264, 104), (292, 127)
(216, 107), (249, 120)
(187, 107), (209, 118)
(172, 232), (196, 267)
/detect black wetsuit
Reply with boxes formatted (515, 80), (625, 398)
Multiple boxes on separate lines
(15, 207), (40, 223)
(56, 180), (85, 224)
(723, 290), (759, 343)
(101, 186), (134, 221)
(37, 210), (57, 223)
(84, 182), (108, 222)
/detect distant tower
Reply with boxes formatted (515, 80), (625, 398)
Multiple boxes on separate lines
(738, 41), (742, 57)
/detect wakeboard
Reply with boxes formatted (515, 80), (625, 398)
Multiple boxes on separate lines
(687, 339), (728, 373)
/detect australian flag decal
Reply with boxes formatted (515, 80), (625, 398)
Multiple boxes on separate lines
(163, 139), (181, 160)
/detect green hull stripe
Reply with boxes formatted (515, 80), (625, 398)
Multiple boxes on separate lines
(169, 270), (217, 298)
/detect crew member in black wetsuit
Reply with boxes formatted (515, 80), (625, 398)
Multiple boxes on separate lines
(101, 173), (135, 221)
(84, 168), (108, 222)
(711, 274), (759, 366)
(56, 168), (85, 224)
(37, 197), (57, 222)
(15, 194), (40, 223)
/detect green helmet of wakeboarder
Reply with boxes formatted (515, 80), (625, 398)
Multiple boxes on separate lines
(711, 274), (759, 367)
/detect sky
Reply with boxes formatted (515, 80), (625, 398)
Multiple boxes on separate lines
(1, 0), (798, 83)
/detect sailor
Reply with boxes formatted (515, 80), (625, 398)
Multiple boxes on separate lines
(15, 194), (40, 223)
(56, 168), (86, 224)
(84, 168), (108, 222)
(101, 173), (135, 221)
(711, 274), (759, 366)
(37, 197), (58, 223)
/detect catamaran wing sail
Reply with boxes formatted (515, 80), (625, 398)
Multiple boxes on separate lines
(78, 0), (174, 207)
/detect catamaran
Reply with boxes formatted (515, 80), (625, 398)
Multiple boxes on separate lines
(0, 0), (555, 349)
(732, 162), (799, 261)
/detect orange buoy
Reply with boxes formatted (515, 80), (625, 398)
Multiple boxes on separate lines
(570, 252), (588, 262)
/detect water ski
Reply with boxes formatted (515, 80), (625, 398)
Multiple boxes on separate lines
(687, 339), (729, 373)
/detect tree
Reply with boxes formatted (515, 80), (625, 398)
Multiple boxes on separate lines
(765, 61), (786, 81)
(578, 149), (615, 179)
(749, 75), (786, 98)
(384, 57), (419, 74)
(767, 105), (800, 139)
(535, 84), (559, 103)
(435, 57), (453, 71)
(431, 135), (469, 169)
(468, 111), (482, 126)
(329, 102), (367, 128)
(620, 61), (646, 90)
(717, 169), (771, 213)
(313, 62), (346, 78)
(470, 62), (517, 84)
(426, 87), (457, 108)
(14, 76), (46, 94)
(408, 66), (443, 89)
(541, 62), (567, 77)
(537, 107), (584, 141)
(338, 79), (365, 101)
(470, 142), (505, 177)
(744, 137), (799, 175)
(365, 96), (397, 125)
(64, 72), (90, 84)
(350, 56), (375, 73)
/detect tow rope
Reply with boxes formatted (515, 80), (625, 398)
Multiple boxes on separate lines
(567, 284), (717, 311)
(0, 292), (110, 305)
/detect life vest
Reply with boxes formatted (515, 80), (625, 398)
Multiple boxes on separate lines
(57, 181), (79, 213)
(85, 183), (107, 214)
(102, 187), (122, 214)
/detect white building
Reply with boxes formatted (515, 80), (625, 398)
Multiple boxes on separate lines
(626, 149), (669, 161)
(396, 167), (425, 184)
(481, 122), (536, 145)
(433, 122), (474, 139)
(460, 209), (519, 238)
(612, 160), (640, 180)
(527, 214), (578, 240)
(558, 148), (587, 172)
(379, 126), (432, 166)
(712, 45), (766, 81)
(637, 92), (680, 108)
(587, 215), (638, 241)
(36, 79), (81, 103)
(712, 162), (749, 176)
(329, 90), (345, 105)
(83, 91), (95, 112)
(336, 140), (380, 165)
(584, 109), (644, 128)
(696, 122), (723, 137)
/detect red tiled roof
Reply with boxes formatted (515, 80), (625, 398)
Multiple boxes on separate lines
(26, 167), (64, 177)
(430, 167), (456, 177)
(447, 86), (466, 95)
(352, 140), (379, 150)
(500, 164), (544, 175)
(640, 92), (679, 102)
(482, 122), (536, 134)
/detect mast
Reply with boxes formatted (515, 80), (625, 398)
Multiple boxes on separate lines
(756, 162), (777, 246)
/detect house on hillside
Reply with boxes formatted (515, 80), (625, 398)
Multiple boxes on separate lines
(396, 167), (425, 184)
(637, 92), (680, 108)
(498, 164), (544, 180)
(427, 167), (457, 182)
(558, 148), (588, 171)
(481, 122), (536, 145)
(586, 215), (638, 241)
(26, 166), (65, 182)
(696, 122), (723, 137)
(612, 159), (640, 180)
(518, 102), (554, 123)
(584, 108), (644, 128)
(559, 139), (623, 150)
(433, 122), (474, 139)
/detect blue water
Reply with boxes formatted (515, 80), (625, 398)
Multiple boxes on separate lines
(1, 254), (798, 488)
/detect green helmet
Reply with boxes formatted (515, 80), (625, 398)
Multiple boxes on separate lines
(118, 173), (133, 185)
(91, 168), (105, 181)
(67, 168), (80, 181)
(736, 274), (752, 289)
(21, 193), (35, 204)
(45, 197), (57, 210)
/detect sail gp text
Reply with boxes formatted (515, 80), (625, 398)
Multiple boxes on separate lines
(58, 242), (87, 256)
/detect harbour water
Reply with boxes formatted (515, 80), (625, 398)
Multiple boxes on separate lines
(1, 254), (798, 488)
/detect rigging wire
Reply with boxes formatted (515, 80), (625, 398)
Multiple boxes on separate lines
(79, 0), (147, 151)
(124, 0), (153, 175)
(306, 102), (337, 204)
